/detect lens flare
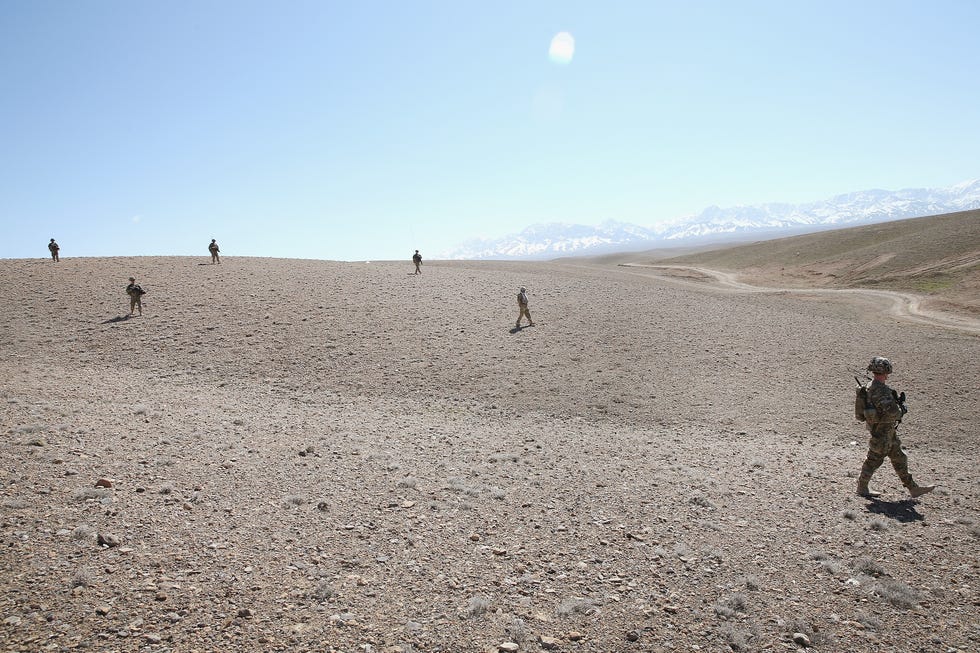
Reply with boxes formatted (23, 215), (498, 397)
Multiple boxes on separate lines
(548, 31), (575, 64)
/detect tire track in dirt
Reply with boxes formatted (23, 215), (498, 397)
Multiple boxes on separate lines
(615, 263), (980, 336)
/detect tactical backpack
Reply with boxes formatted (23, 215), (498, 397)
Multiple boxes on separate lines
(854, 384), (876, 426)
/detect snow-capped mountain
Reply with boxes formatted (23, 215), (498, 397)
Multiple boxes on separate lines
(441, 179), (980, 260)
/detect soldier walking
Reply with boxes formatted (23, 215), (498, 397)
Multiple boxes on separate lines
(855, 356), (935, 498)
(209, 239), (221, 264)
(412, 250), (422, 275)
(126, 276), (146, 316)
(48, 238), (60, 262)
(516, 286), (534, 328)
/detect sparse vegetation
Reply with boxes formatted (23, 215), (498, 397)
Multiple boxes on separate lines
(70, 569), (95, 588)
(71, 525), (94, 542)
(506, 616), (526, 643)
(713, 593), (747, 619)
(872, 578), (920, 608)
(852, 557), (884, 578)
(465, 596), (491, 617)
(742, 575), (760, 591)
(72, 488), (111, 502)
(558, 597), (596, 616)
(311, 581), (336, 602)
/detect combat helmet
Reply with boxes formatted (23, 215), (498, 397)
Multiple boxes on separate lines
(867, 357), (893, 374)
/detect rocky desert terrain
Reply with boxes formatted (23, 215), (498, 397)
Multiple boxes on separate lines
(1, 235), (978, 652)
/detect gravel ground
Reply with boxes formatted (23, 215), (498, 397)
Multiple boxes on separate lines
(1, 256), (977, 653)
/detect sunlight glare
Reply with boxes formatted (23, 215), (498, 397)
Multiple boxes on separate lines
(548, 32), (575, 64)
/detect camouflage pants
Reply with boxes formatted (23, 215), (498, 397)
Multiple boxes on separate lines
(859, 422), (912, 487)
(129, 294), (142, 315)
(517, 306), (532, 326)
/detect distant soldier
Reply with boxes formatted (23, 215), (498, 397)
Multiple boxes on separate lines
(855, 356), (935, 498)
(412, 250), (422, 275)
(48, 238), (60, 262)
(209, 239), (221, 264)
(516, 286), (534, 328)
(126, 276), (146, 316)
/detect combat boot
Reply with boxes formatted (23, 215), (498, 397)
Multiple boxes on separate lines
(908, 484), (935, 498)
(856, 478), (881, 498)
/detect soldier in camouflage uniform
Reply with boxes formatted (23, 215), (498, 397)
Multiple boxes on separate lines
(856, 356), (935, 498)
(516, 286), (534, 328)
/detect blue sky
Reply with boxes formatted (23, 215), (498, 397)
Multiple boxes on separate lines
(2, 1), (978, 261)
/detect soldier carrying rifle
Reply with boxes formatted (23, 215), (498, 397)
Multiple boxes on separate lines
(854, 356), (935, 498)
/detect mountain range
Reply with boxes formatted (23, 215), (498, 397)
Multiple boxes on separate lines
(440, 179), (980, 260)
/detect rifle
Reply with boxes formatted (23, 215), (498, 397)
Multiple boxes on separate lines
(892, 390), (908, 416)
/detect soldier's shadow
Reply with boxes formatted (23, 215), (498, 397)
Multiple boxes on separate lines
(865, 499), (924, 523)
(102, 315), (131, 324)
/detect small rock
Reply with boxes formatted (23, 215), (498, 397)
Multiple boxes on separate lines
(4, 616), (22, 626)
(238, 608), (253, 618)
(95, 479), (113, 489)
(470, 534), (481, 542)
(539, 635), (559, 649)
(317, 502), (329, 511)
(154, 592), (167, 602)
(95, 604), (112, 616)
(498, 643), (519, 653)
(144, 633), (162, 644)
(793, 632), (811, 647)
(626, 630), (640, 642)
(567, 631), (584, 641)
(97, 533), (121, 548)
(492, 548), (507, 556)
(663, 604), (679, 613)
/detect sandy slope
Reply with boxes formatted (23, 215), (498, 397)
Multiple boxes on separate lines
(619, 264), (980, 336)
(1, 255), (977, 653)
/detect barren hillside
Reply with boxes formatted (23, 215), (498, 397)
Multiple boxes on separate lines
(649, 210), (980, 316)
(1, 254), (977, 653)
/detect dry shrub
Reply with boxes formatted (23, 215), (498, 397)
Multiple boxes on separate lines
(713, 593), (747, 619)
(506, 616), (527, 643)
(688, 490), (715, 508)
(852, 557), (884, 577)
(311, 580), (336, 602)
(72, 488), (111, 502)
(466, 596), (491, 617)
(557, 597), (596, 616)
(70, 569), (95, 588)
(71, 525), (94, 542)
(872, 578), (920, 608)
(855, 611), (881, 631)
(741, 574), (760, 591)
(721, 623), (759, 651)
